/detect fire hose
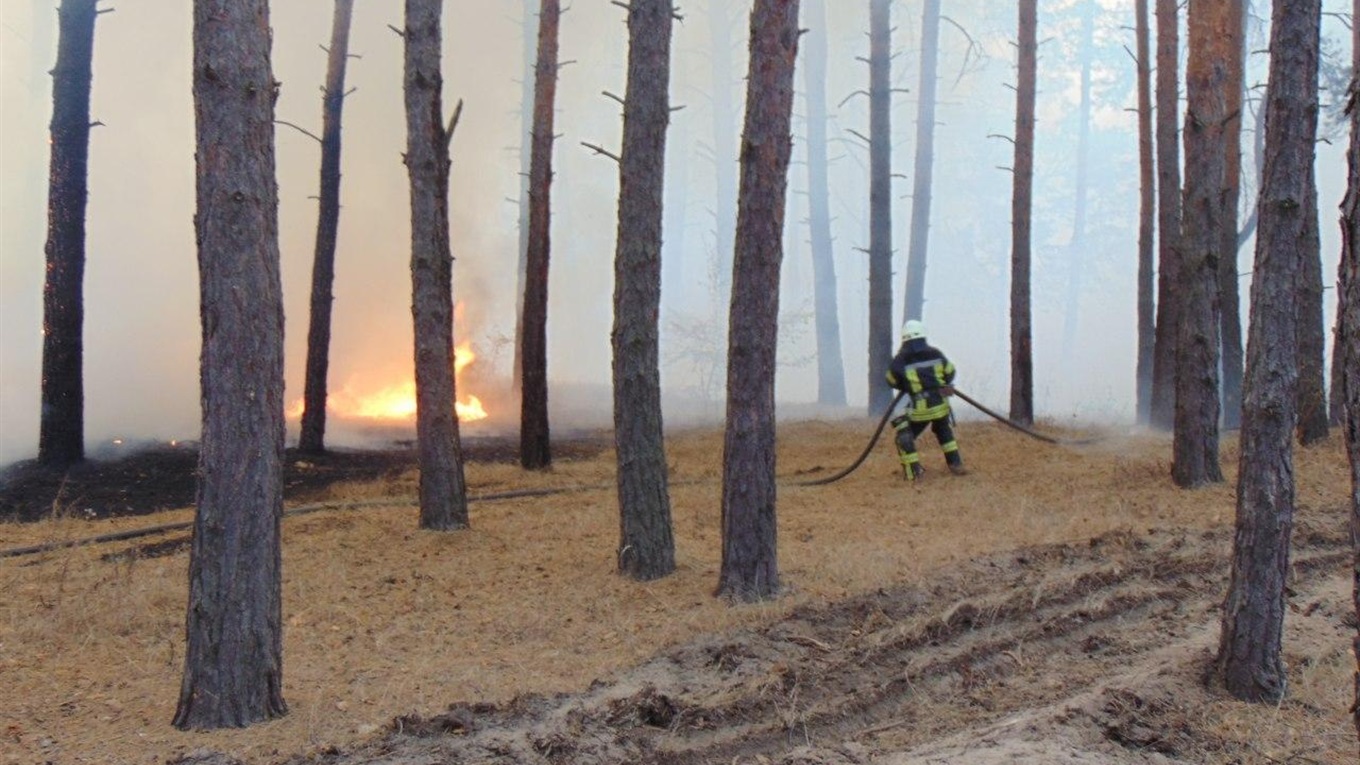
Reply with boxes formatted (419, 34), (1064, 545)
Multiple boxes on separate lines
(794, 386), (1100, 487)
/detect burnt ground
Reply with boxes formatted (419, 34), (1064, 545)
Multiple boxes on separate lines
(0, 436), (611, 524)
(248, 516), (1354, 765)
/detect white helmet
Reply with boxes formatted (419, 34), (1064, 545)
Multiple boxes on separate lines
(901, 319), (926, 341)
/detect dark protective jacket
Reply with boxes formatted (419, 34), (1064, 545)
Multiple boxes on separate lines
(885, 338), (956, 422)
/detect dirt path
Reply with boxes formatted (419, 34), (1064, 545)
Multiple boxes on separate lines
(266, 516), (1353, 765)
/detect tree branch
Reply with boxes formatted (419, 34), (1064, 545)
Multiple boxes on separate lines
(845, 128), (871, 146)
(276, 119), (322, 143)
(444, 98), (465, 151)
(580, 141), (621, 163)
(837, 89), (870, 108)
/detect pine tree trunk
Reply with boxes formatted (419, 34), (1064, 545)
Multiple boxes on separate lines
(1061, 1), (1094, 362)
(39, 0), (99, 469)
(718, 0), (799, 604)
(802, 0), (846, 407)
(1150, 0), (1182, 431)
(175, 0), (287, 729)
(866, 0), (894, 416)
(613, 0), (676, 582)
(902, 0), (940, 325)
(1135, 0), (1156, 425)
(521, 0), (560, 470)
(404, 0), (469, 529)
(1216, 0), (1320, 704)
(1217, 2), (1245, 431)
(1339, 0), (1359, 734)
(1009, 0), (1037, 426)
(298, 0), (356, 456)
(1173, 0), (1231, 488)
(1333, 304), (1346, 427)
(1296, 186), (1329, 445)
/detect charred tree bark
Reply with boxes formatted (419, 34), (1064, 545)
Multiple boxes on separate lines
(1173, 0), (1232, 488)
(404, 0), (469, 529)
(1341, 0), (1359, 735)
(39, 0), (100, 469)
(1217, 2), (1245, 431)
(902, 0), (941, 325)
(175, 0), (287, 729)
(802, 0), (846, 407)
(513, 0), (536, 396)
(613, 0), (676, 582)
(1296, 180), (1328, 445)
(1150, 0), (1182, 431)
(1061, 1), (1094, 362)
(298, 0), (356, 456)
(1135, 0), (1156, 425)
(520, 0), (560, 470)
(866, 0), (894, 415)
(718, 0), (799, 604)
(1216, 0), (1320, 704)
(1009, 0), (1037, 426)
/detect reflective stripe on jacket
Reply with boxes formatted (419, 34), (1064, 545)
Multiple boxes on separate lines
(885, 338), (956, 422)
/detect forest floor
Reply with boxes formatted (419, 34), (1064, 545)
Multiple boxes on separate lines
(0, 415), (1354, 764)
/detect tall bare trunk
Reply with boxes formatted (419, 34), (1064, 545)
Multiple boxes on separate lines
(1150, 0), (1182, 430)
(39, 0), (100, 469)
(866, 0), (893, 415)
(1217, 2), (1245, 431)
(902, 0), (941, 325)
(1341, 0), (1360, 736)
(613, 0), (676, 582)
(520, 0), (560, 470)
(1136, 0), (1156, 424)
(718, 0), (799, 604)
(1172, 0), (1232, 488)
(802, 0), (846, 407)
(404, 0), (469, 529)
(1216, 0), (1320, 704)
(298, 0), (356, 455)
(175, 0), (287, 729)
(1333, 310), (1345, 427)
(1296, 175), (1329, 444)
(1009, 0), (1037, 426)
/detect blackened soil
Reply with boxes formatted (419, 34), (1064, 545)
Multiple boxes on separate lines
(0, 436), (608, 524)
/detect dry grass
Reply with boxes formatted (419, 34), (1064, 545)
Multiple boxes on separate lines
(0, 418), (1352, 764)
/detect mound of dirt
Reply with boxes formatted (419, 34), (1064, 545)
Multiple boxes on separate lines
(264, 520), (1354, 765)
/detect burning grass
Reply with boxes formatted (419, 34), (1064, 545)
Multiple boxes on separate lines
(0, 417), (1352, 764)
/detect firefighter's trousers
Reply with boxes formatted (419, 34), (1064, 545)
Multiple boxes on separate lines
(891, 412), (961, 479)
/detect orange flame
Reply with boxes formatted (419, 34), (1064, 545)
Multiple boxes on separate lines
(287, 340), (488, 424)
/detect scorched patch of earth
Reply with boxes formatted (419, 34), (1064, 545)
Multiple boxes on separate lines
(217, 513), (1353, 765)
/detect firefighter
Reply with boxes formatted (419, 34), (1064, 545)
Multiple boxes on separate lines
(885, 319), (967, 480)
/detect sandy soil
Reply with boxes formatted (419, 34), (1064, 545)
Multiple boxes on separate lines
(1, 416), (1354, 764)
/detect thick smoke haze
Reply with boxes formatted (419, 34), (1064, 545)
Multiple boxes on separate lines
(0, 0), (1348, 465)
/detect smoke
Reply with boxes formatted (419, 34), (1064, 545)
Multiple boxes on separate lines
(0, 0), (1348, 466)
